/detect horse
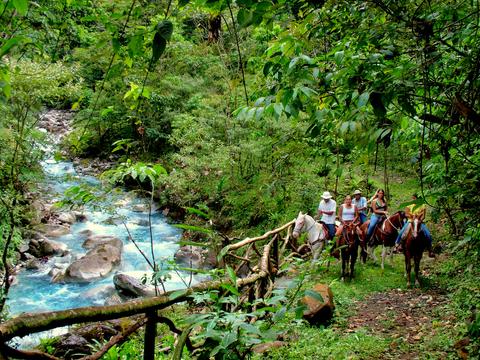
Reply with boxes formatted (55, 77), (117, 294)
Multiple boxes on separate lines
(359, 211), (405, 271)
(292, 212), (328, 262)
(403, 218), (429, 287)
(337, 221), (359, 280)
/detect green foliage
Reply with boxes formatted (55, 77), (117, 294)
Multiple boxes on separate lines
(183, 289), (279, 359)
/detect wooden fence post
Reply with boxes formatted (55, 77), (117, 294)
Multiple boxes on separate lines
(273, 235), (279, 270)
(143, 311), (157, 360)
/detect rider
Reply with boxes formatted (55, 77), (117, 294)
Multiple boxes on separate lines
(365, 189), (388, 244)
(394, 194), (435, 257)
(335, 195), (359, 243)
(317, 191), (336, 241)
(352, 189), (367, 224)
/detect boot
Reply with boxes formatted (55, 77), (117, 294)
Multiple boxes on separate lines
(428, 247), (435, 258)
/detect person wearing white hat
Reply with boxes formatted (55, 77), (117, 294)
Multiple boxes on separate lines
(352, 189), (367, 224)
(317, 191), (336, 240)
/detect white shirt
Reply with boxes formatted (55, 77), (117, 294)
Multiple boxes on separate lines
(318, 199), (336, 224)
(341, 204), (355, 221)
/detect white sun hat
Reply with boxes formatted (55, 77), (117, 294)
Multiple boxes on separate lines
(353, 189), (362, 195)
(321, 191), (333, 199)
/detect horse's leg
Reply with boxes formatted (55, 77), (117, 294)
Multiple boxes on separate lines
(312, 243), (319, 262)
(414, 254), (422, 287)
(341, 249), (346, 281)
(350, 244), (358, 279)
(361, 241), (367, 264)
(381, 245), (386, 273)
(405, 253), (412, 288)
(368, 245), (377, 262)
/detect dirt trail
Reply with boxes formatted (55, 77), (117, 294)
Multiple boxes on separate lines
(344, 287), (453, 358)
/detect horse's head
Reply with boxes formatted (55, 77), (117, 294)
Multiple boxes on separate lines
(344, 222), (356, 235)
(343, 222), (357, 245)
(293, 211), (306, 239)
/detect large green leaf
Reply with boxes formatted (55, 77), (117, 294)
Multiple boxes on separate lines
(151, 33), (166, 64)
(151, 20), (173, 64)
(13, 0), (28, 16)
(156, 20), (173, 41)
(0, 38), (18, 58)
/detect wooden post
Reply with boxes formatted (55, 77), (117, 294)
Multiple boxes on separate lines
(273, 235), (279, 270)
(143, 311), (157, 360)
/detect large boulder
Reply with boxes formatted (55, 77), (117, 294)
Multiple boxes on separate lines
(57, 212), (76, 225)
(35, 223), (70, 238)
(113, 273), (156, 298)
(82, 235), (123, 250)
(28, 237), (68, 258)
(301, 284), (335, 325)
(62, 244), (122, 282)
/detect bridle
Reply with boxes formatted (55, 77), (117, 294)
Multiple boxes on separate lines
(385, 213), (402, 232)
(293, 215), (324, 245)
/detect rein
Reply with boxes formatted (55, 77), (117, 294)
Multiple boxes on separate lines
(385, 215), (402, 232)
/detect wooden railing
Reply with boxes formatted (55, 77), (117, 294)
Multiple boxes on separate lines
(0, 219), (300, 360)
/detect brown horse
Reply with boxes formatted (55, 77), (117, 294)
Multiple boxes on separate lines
(403, 218), (429, 287)
(359, 211), (405, 270)
(337, 222), (359, 280)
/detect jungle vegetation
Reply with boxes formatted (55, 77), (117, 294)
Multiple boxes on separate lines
(1, 0), (479, 358)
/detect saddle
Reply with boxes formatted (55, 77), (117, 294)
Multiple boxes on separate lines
(372, 216), (388, 235)
(312, 221), (329, 245)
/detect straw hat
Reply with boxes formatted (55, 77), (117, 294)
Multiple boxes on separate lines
(353, 189), (362, 195)
(321, 191), (332, 199)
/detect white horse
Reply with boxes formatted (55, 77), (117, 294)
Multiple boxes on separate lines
(292, 211), (328, 262)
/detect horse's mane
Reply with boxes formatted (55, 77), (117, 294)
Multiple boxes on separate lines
(391, 210), (406, 219)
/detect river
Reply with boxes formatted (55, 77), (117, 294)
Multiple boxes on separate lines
(7, 110), (199, 316)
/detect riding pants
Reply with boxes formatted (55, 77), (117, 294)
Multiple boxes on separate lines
(395, 222), (432, 247)
(366, 214), (381, 240)
(359, 213), (367, 224)
(325, 224), (335, 240)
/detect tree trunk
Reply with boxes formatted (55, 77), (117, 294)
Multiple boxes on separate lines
(208, 14), (221, 43)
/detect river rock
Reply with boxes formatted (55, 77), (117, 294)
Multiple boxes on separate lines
(35, 223), (70, 237)
(62, 244), (122, 282)
(83, 235), (123, 250)
(78, 229), (93, 239)
(57, 212), (76, 224)
(301, 283), (335, 325)
(132, 203), (149, 212)
(53, 334), (90, 359)
(174, 245), (216, 269)
(75, 323), (119, 342)
(73, 211), (88, 222)
(25, 258), (44, 270)
(101, 216), (122, 225)
(113, 273), (156, 298)
(28, 237), (68, 257)
(133, 219), (150, 227)
(84, 284), (116, 300)
(252, 341), (285, 354)
(104, 293), (124, 306)
(19, 243), (30, 254)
